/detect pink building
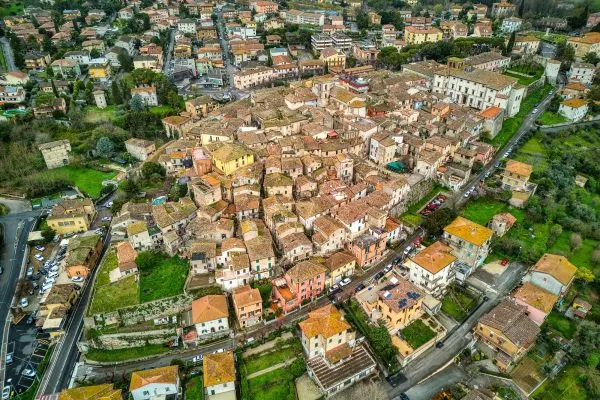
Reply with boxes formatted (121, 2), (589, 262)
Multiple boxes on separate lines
(511, 282), (558, 326)
(273, 260), (326, 313)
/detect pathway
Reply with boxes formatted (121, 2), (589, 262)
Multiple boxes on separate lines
(246, 357), (297, 379)
(243, 331), (293, 357)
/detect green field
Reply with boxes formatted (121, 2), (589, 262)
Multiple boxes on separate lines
(401, 319), (436, 349)
(514, 135), (548, 172)
(35, 165), (117, 198)
(487, 84), (552, 148)
(536, 111), (567, 126)
(185, 376), (204, 400)
(532, 365), (589, 400)
(85, 344), (169, 362)
(244, 340), (302, 375)
(441, 288), (477, 322)
(84, 106), (124, 123)
(461, 198), (525, 226)
(544, 311), (578, 339)
(504, 70), (542, 86)
(89, 274), (139, 315)
(246, 367), (298, 400)
(139, 254), (189, 302)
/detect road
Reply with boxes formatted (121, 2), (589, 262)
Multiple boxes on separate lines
(404, 364), (468, 400)
(162, 29), (175, 75)
(0, 210), (41, 389)
(0, 37), (17, 72)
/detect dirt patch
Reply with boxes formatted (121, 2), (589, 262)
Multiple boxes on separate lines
(511, 357), (544, 395)
(296, 374), (322, 400)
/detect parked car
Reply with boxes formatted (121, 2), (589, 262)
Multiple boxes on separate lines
(26, 266), (34, 277)
(35, 246), (45, 252)
(34, 254), (44, 262)
(501, 258), (509, 266)
(26, 315), (34, 325)
(340, 278), (351, 286)
(19, 297), (29, 308)
(403, 246), (413, 255)
(72, 284), (81, 290)
(5, 353), (13, 365)
(2, 385), (11, 400)
(71, 276), (84, 282)
(22, 368), (36, 377)
(354, 283), (366, 293)
(374, 271), (384, 280)
(44, 277), (56, 285)
(101, 216), (112, 221)
(329, 284), (340, 294)
(192, 354), (203, 363)
(383, 264), (393, 273)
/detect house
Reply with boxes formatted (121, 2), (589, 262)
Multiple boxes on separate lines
(47, 198), (96, 235)
(209, 142), (255, 175)
(558, 98), (588, 122)
(57, 384), (122, 400)
(442, 216), (493, 271)
(299, 305), (377, 397)
(130, 366), (180, 400)
(570, 298), (592, 319)
(232, 285), (263, 328)
(185, 96), (216, 117)
(491, 1), (516, 18)
(39, 283), (78, 336)
(245, 236), (276, 280)
(312, 215), (348, 255)
(39, 140), (71, 169)
(273, 260), (326, 313)
(501, 17), (522, 33)
(361, 276), (423, 333)
(475, 299), (540, 370)
(489, 213), (516, 237)
(479, 106), (504, 138)
(406, 241), (457, 298)
(127, 221), (162, 251)
(567, 32), (600, 59)
(125, 138), (156, 160)
(0, 85), (26, 103)
(25, 51), (51, 69)
(568, 62), (595, 86)
(233, 66), (274, 90)
(349, 229), (388, 267)
(319, 47), (346, 70)
(64, 234), (103, 278)
(189, 241), (217, 274)
(0, 71), (30, 86)
(152, 198), (197, 234)
(404, 26), (443, 45)
(131, 86), (159, 106)
(88, 61), (112, 81)
(203, 352), (236, 399)
(113, 241), (138, 280)
(369, 132), (397, 165)
(524, 253), (577, 297)
(264, 173), (293, 198)
(511, 282), (558, 326)
(502, 160), (533, 192)
(51, 59), (82, 78)
(281, 232), (312, 262)
(190, 294), (230, 339)
(323, 251), (356, 288)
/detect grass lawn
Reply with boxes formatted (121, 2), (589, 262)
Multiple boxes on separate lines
(487, 83), (552, 148)
(544, 311), (578, 339)
(244, 340), (302, 375)
(504, 70), (542, 86)
(514, 135), (548, 173)
(88, 275), (139, 315)
(84, 105), (124, 123)
(246, 367), (297, 400)
(36, 165), (117, 198)
(536, 111), (567, 126)
(139, 255), (189, 302)
(532, 365), (589, 400)
(461, 197), (525, 226)
(149, 105), (175, 116)
(85, 344), (169, 362)
(441, 288), (477, 322)
(185, 376), (203, 400)
(95, 250), (117, 287)
(401, 319), (436, 349)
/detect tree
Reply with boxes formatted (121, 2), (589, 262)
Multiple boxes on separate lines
(576, 267), (595, 284)
(505, 32), (515, 56)
(571, 232), (582, 251)
(130, 94), (145, 112)
(569, 321), (600, 363)
(592, 248), (600, 266)
(583, 52), (600, 66)
(555, 42), (575, 63)
(85, 81), (95, 105)
(357, 12), (370, 30)
(142, 162), (166, 179)
(41, 225), (56, 243)
(96, 137), (115, 157)
(423, 208), (458, 237)
(547, 224), (563, 247)
(111, 81), (123, 105)
(518, 0), (525, 17)
(121, 179), (140, 198)
(118, 52), (133, 72)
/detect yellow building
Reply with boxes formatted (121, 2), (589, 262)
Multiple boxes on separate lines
(58, 383), (121, 400)
(39, 283), (78, 337)
(404, 26), (443, 45)
(88, 60), (111, 80)
(567, 32), (600, 59)
(502, 159), (533, 192)
(208, 142), (254, 175)
(47, 198), (96, 235)
(324, 251), (356, 288)
(320, 47), (346, 70)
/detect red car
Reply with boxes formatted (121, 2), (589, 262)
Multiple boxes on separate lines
(501, 259), (509, 266)
(436, 195), (447, 201)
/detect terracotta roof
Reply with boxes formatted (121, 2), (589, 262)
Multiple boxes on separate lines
(410, 241), (456, 274)
(287, 260), (326, 283)
(512, 282), (558, 313)
(58, 384), (121, 400)
(493, 212), (516, 225)
(129, 365), (179, 391)
(561, 98), (587, 108)
(479, 299), (540, 347)
(479, 106), (502, 119)
(324, 251), (356, 271)
(233, 285), (262, 308)
(533, 253), (577, 286)
(191, 294), (228, 324)
(505, 159), (533, 177)
(203, 352), (235, 387)
(116, 241), (137, 272)
(299, 304), (350, 338)
(443, 216), (493, 246)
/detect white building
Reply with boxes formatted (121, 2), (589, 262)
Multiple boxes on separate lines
(129, 365), (180, 400)
(568, 62), (595, 86)
(558, 98), (589, 122)
(93, 90), (107, 109)
(406, 241), (457, 298)
(501, 17), (522, 33)
(311, 33), (332, 53)
(203, 352), (237, 400)
(190, 294), (230, 339)
(178, 19), (197, 34)
(331, 32), (352, 52)
(131, 86), (159, 106)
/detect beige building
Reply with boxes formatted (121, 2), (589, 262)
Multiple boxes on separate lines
(323, 251), (356, 288)
(233, 66), (274, 90)
(39, 140), (71, 169)
(404, 26), (442, 45)
(406, 241), (457, 298)
(125, 138), (155, 161)
(232, 285), (263, 328)
(502, 160), (533, 192)
(47, 198), (96, 235)
(442, 216), (494, 270)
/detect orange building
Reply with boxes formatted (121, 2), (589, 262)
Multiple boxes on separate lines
(348, 230), (388, 267)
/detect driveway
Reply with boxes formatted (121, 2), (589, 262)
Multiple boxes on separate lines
(404, 364), (468, 400)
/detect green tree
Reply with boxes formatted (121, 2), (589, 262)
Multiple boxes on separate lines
(111, 81), (123, 105)
(505, 32), (515, 56)
(423, 207), (458, 237)
(118, 52), (133, 72)
(96, 137), (115, 157)
(85, 81), (95, 105)
(576, 267), (595, 284)
(357, 12), (370, 30)
(142, 162), (166, 178)
(583, 52), (600, 65)
(41, 225), (56, 243)
(130, 94), (145, 112)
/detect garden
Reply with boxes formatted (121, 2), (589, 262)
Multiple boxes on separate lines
(441, 287), (478, 322)
(400, 319), (436, 349)
(137, 252), (189, 302)
(88, 250), (139, 315)
(400, 183), (445, 226)
(243, 338), (303, 375)
(27, 165), (117, 199)
(185, 376), (203, 400)
(536, 111), (567, 126)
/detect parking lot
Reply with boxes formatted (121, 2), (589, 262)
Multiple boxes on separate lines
(418, 194), (448, 217)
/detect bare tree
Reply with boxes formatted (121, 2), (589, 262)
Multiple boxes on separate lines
(571, 233), (583, 252)
(592, 248), (600, 266)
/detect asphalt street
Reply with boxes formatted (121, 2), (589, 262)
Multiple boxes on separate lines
(0, 210), (41, 389)
(0, 37), (17, 72)
(404, 364), (468, 400)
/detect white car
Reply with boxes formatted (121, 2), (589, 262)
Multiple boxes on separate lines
(22, 368), (36, 377)
(2, 385), (11, 400)
(34, 254), (44, 262)
(19, 297), (29, 308)
(35, 246), (45, 252)
(192, 354), (203, 363)
(44, 277), (56, 285)
(403, 246), (413, 255)
(102, 216), (112, 221)
(340, 278), (351, 286)
(532, 108), (539, 114)
(26, 267), (34, 277)
(71, 276), (84, 283)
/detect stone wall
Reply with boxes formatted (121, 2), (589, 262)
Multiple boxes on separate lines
(89, 328), (177, 350)
(391, 178), (434, 216)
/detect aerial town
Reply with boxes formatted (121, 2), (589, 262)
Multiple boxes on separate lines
(0, 0), (599, 399)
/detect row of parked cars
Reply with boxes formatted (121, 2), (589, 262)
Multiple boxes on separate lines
(419, 194), (447, 216)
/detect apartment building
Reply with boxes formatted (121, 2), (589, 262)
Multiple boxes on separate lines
(232, 285), (263, 328)
(125, 138), (156, 161)
(311, 33), (332, 53)
(442, 216), (493, 270)
(404, 26), (442, 45)
(130, 86), (158, 106)
(47, 198), (96, 235)
(406, 241), (457, 298)
(285, 9), (325, 26)
(568, 62), (595, 86)
(233, 66), (274, 90)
